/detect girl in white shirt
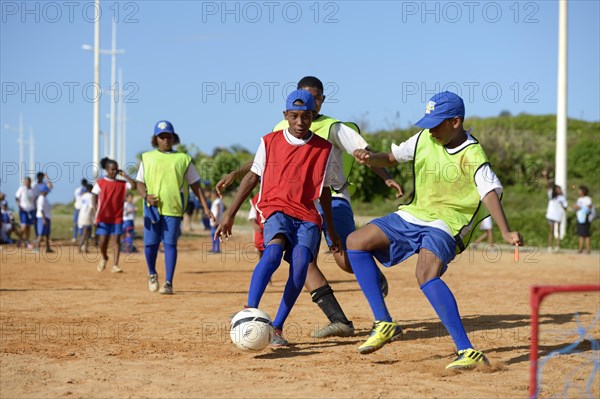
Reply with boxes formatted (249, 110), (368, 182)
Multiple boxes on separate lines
(545, 184), (568, 252)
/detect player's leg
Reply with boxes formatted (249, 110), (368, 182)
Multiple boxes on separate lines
(416, 246), (489, 370)
(111, 232), (123, 272)
(143, 217), (162, 292)
(159, 216), (183, 294)
(306, 262), (354, 338)
(247, 235), (285, 308)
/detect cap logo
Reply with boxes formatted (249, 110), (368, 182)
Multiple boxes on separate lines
(425, 101), (436, 114)
(157, 122), (168, 130)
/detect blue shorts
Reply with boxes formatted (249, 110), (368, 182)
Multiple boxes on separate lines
(123, 220), (134, 231)
(19, 209), (36, 225)
(144, 215), (182, 246)
(369, 213), (457, 272)
(36, 218), (51, 236)
(263, 212), (320, 262)
(320, 197), (355, 250)
(96, 222), (124, 236)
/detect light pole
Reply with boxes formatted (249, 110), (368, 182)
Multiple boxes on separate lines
(28, 128), (35, 174)
(3, 113), (25, 180)
(83, 20), (125, 161)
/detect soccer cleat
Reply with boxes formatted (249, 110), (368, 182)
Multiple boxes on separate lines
(379, 270), (389, 298)
(111, 265), (123, 273)
(159, 281), (173, 295)
(269, 328), (289, 348)
(358, 321), (403, 354)
(445, 348), (490, 370)
(97, 258), (107, 272)
(310, 321), (355, 338)
(148, 274), (159, 292)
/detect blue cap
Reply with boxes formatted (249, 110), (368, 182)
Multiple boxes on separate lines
(154, 120), (175, 135)
(415, 91), (465, 129)
(285, 89), (315, 111)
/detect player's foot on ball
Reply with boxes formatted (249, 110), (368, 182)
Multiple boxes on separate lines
(159, 281), (173, 295)
(269, 328), (289, 348)
(148, 274), (159, 292)
(445, 348), (490, 370)
(358, 320), (403, 354)
(310, 321), (355, 338)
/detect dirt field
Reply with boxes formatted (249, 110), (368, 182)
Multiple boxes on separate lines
(1, 226), (599, 399)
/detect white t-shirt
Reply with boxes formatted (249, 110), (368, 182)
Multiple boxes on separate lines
(210, 198), (224, 227)
(36, 195), (51, 219)
(248, 199), (258, 221)
(250, 129), (335, 188)
(123, 201), (136, 222)
(77, 192), (95, 228)
(390, 130), (503, 237)
(546, 192), (568, 222)
(15, 186), (36, 212)
(576, 195), (593, 223)
(74, 186), (87, 210)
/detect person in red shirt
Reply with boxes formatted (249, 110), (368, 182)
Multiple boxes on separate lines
(216, 89), (342, 347)
(92, 157), (136, 273)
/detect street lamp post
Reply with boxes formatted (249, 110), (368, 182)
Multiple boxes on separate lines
(82, 9), (124, 175)
(3, 113), (25, 180)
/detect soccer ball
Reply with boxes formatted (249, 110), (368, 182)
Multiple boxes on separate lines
(230, 308), (274, 351)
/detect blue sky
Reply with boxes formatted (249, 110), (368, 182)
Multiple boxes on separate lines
(1, 0), (599, 204)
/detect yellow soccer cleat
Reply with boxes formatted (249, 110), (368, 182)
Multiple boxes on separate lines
(358, 321), (403, 354)
(445, 348), (490, 370)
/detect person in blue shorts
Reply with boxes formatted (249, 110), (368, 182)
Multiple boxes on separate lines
(347, 91), (523, 370)
(136, 120), (213, 295)
(215, 90), (342, 347)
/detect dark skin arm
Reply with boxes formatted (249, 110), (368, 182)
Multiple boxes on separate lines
(214, 171), (259, 241)
(215, 160), (254, 198)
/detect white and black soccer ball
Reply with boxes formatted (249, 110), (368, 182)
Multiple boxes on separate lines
(230, 308), (274, 351)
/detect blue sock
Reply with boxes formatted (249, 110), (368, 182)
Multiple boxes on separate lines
(247, 244), (284, 308)
(421, 277), (472, 351)
(272, 245), (312, 330)
(347, 250), (392, 322)
(144, 243), (159, 275)
(164, 243), (177, 283)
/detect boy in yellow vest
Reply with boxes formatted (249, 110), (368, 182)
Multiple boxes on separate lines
(347, 91), (523, 369)
(217, 76), (402, 339)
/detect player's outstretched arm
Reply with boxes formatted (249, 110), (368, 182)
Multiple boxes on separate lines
(353, 149), (398, 168)
(482, 191), (524, 246)
(215, 160), (254, 198)
(214, 171), (259, 241)
(367, 166), (404, 198)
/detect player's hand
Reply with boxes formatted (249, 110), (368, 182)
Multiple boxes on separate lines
(215, 173), (235, 198)
(353, 149), (372, 165)
(145, 194), (159, 206)
(215, 213), (234, 241)
(328, 231), (343, 254)
(385, 178), (404, 198)
(502, 231), (523, 246)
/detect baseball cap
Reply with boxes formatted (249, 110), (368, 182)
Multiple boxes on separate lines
(415, 91), (465, 129)
(285, 89), (315, 111)
(154, 120), (175, 135)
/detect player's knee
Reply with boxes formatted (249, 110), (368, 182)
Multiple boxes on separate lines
(345, 230), (365, 251)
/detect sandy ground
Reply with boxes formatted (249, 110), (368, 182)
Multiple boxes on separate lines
(1, 225), (599, 399)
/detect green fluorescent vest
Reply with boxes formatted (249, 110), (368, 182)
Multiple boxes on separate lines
(141, 150), (192, 217)
(274, 114), (360, 195)
(399, 131), (491, 253)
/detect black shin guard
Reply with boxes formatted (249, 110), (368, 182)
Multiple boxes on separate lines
(310, 284), (351, 325)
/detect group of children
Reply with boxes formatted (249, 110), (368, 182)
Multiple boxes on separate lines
(207, 77), (524, 370)
(17, 75), (600, 371)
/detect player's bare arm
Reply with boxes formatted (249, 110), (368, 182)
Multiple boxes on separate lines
(352, 149), (398, 168)
(215, 160), (254, 198)
(482, 190), (524, 246)
(214, 171), (259, 241)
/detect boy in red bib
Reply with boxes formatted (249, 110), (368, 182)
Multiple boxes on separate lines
(216, 90), (342, 347)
